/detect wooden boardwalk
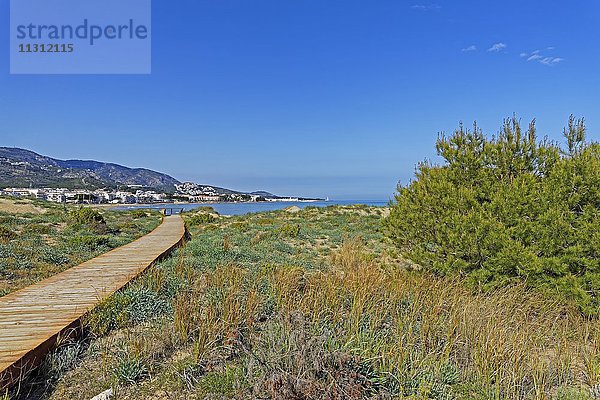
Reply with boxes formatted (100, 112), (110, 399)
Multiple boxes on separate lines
(0, 215), (186, 389)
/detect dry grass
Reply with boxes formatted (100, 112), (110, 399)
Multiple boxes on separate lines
(270, 239), (599, 398)
(163, 237), (597, 399)
(118, 243), (598, 398)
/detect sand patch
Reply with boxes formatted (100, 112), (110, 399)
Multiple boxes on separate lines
(0, 198), (47, 214)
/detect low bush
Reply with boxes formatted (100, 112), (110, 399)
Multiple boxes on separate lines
(187, 213), (216, 226)
(69, 207), (105, 225)
(277, 223), (301, 237)
(384, 116), (599, 315)
(195, 206), (217, 214)
(41, 248), (70, 266)
(231, 221), (249, 231)
(0, 226), (16, 242)
(69, 208), (106, 230)
(0, 244), (15, 259)
(23, 223), (52, 235)
(198, 366), (242, 396)
(69, 235), (111, 250)
(129, 209), (148, 219)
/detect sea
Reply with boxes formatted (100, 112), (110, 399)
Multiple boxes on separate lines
(114, 199), (390, 216)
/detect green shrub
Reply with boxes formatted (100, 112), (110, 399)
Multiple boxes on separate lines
(0, 226), (16, 242)
(195, 206), (217, 214)
(130, 209), (148, 219)
(69, 207), (105, 226)
(187, 213), (216, 225)
(0, 260), (8, 274)
(15, 259), (33, 269)
(69, 235), (111, 250)
(23, 223), (52, 235)
(41, 248), (70, 266)
(0, 244), (15, 259)
(231, 221), (248, 231)
(278, 223), (301, 237)
(201, 224), (219, 231)
(384, 116), (599, 315)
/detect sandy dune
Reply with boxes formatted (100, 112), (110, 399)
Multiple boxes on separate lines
(0, 198), (47, 214)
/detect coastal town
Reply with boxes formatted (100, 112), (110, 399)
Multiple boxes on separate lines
(0, 182), (320, 204)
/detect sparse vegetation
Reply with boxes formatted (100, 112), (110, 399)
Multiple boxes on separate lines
(25, 205), (597, 400)
(0, 198), (162, 296)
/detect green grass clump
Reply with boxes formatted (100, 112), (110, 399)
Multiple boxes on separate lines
(112, 354), (148, 385)
(43, 343), (84, 380)
(554, 387), (593, 400)
(193, 206), (217, 214)
(384, 116), (600, 315)
(23, 223), (53, 235)
(198, 366), (243, 395)
(87, 284), (171, 336)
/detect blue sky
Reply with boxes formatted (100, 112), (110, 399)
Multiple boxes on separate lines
(1, 1), (599, 199)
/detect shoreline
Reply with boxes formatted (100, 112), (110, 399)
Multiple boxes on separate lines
(91, 200), (389, 215)
(89, 200), (390, 217)
(92, 199), (327, 209)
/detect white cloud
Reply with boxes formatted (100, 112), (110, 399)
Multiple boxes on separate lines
(487, 43), (507, 52)
(540, 57), (563, 65)
(521, 49), (563, 66)
(461, 45), (477, 52)
(411, 4), (441, 11)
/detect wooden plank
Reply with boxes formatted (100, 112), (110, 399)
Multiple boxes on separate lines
(0, 215), (186, 390)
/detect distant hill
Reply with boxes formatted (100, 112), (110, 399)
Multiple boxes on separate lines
(0, 147), (322, 200)
(0, 147), (180, 191)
